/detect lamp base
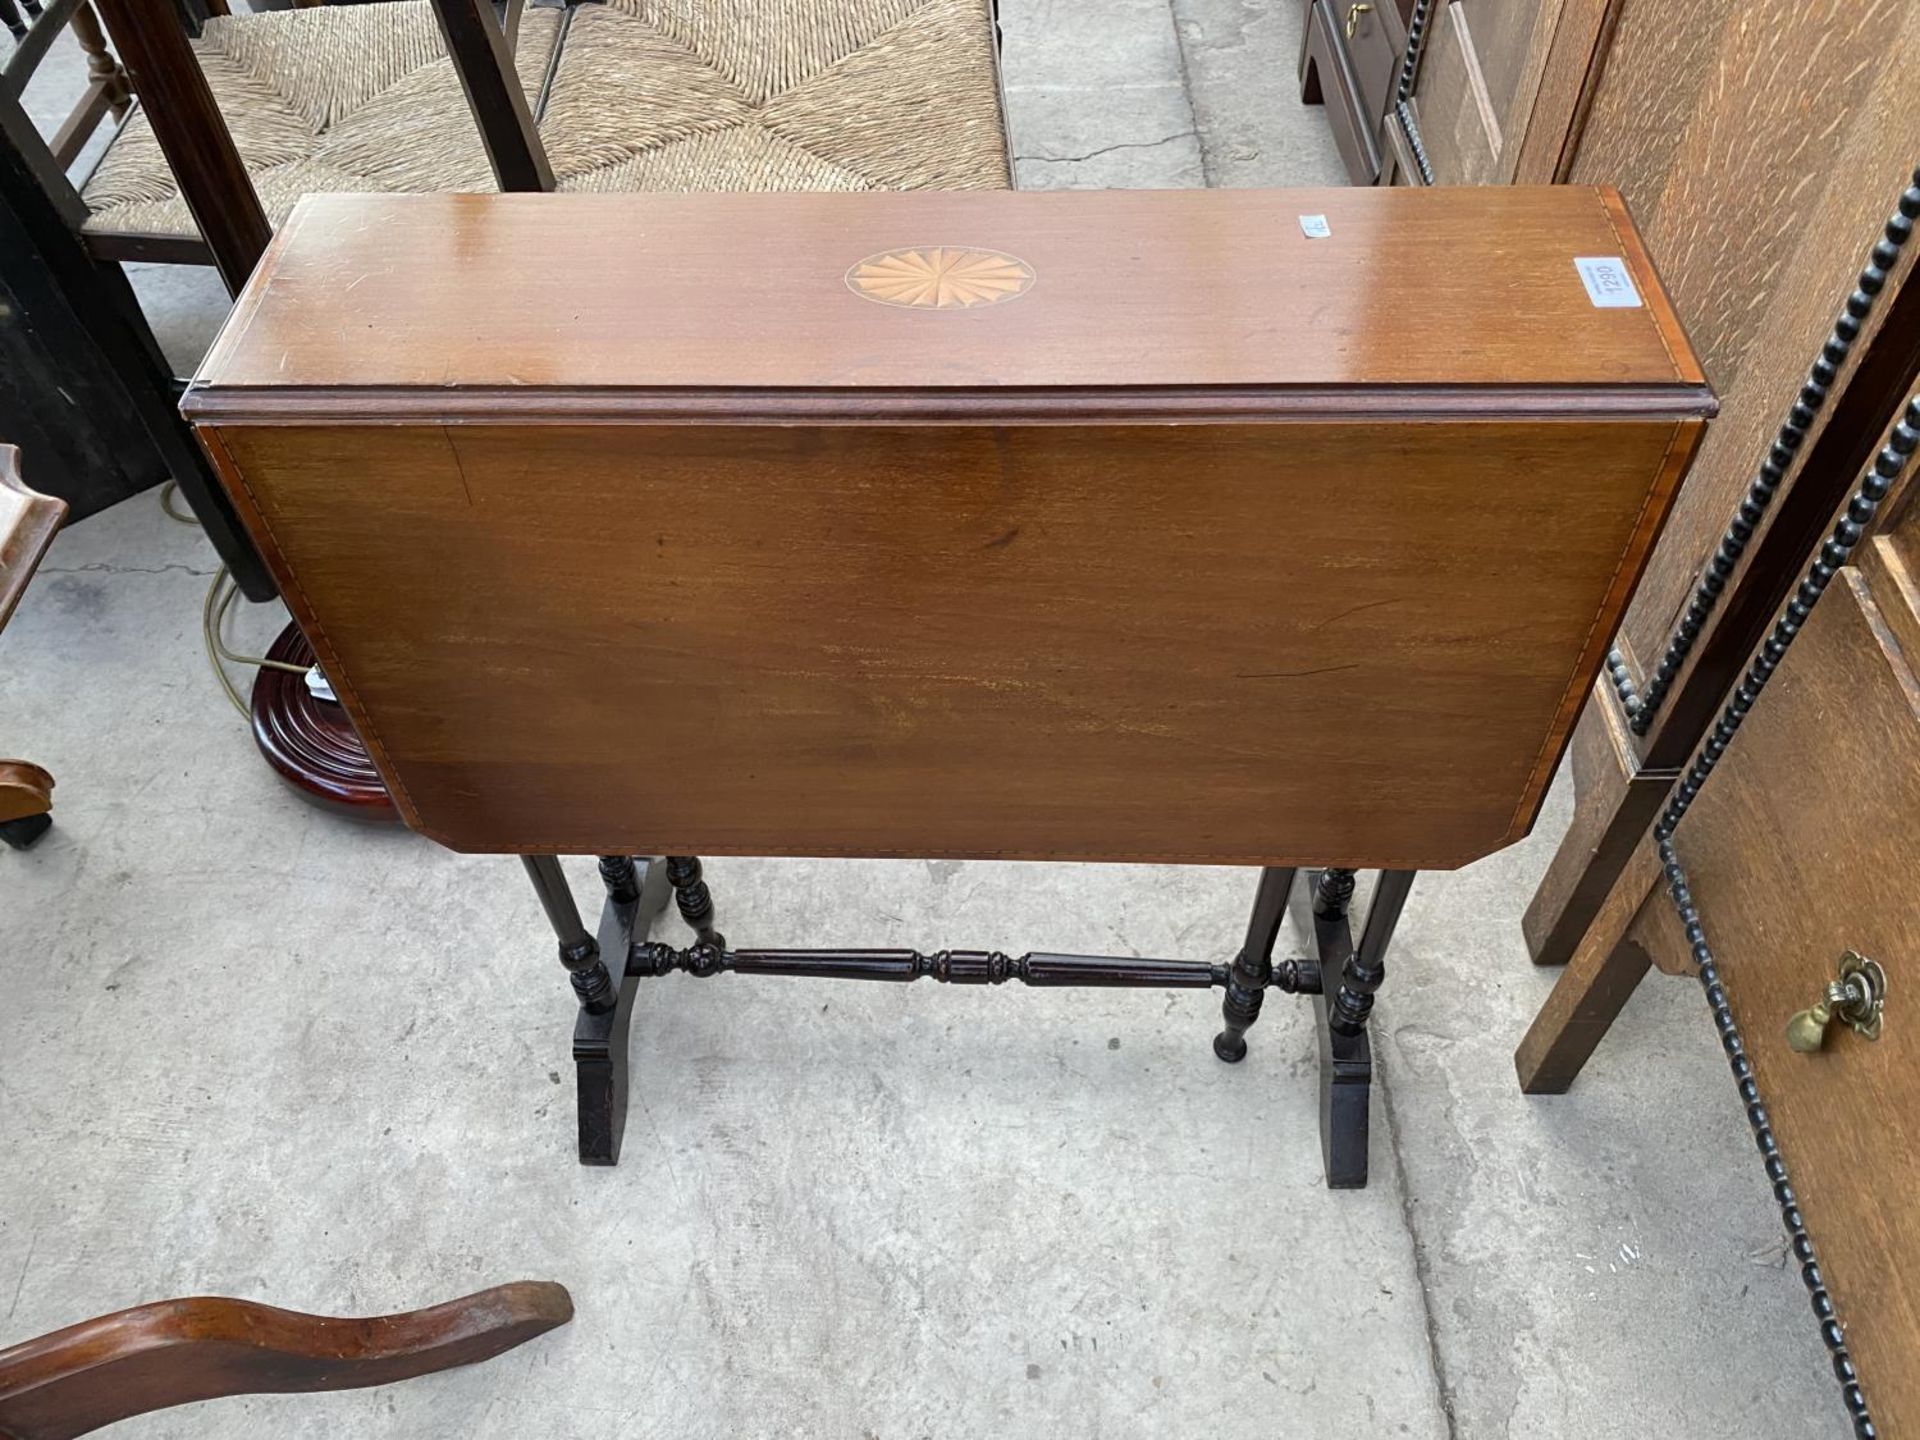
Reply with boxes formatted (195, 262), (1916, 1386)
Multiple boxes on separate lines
(250, 622), (400, 825)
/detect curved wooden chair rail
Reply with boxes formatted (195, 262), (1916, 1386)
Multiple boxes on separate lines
(0, 446), (66, 633)
(0, 446), (67, 849)
(0, 1281), (572, 1439)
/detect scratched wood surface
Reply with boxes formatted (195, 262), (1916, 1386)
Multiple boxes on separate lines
(188, 187), (1709, 865)
(188, 186), (1703, 398)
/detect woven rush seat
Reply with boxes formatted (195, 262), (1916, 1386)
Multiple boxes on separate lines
(80, 1), (561, 241)
(539, 0), (1010, 192)
(80, 0), (1008, 247)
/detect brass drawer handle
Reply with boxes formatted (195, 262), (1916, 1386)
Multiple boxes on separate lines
(1786, 952), (1886, 1052)
(1345, 2), (1373, 39)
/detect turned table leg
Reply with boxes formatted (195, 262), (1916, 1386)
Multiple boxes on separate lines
(516, 852), (1418, 1185)
(1214, 866), (1297, 1062)
(665, 855), (724, 948)
(596, 853), (641, 905)
(1313, 867), (1356, 922)
(521, 854), (616, 1012)
(1329, 869), (1410, 1037)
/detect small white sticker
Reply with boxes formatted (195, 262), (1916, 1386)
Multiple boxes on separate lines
(1299, 214), (1331, 239)
(1575, 256), (1642, 308)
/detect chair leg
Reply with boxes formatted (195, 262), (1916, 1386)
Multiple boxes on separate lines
(1214, 866), (1297, 1062)
(74, 4), (133, 118)
(1514, 931), (1653, 1094)
(46, 4), (134, 167)
(0, 1283), (571, 1440)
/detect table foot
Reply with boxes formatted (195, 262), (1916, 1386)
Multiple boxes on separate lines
(1296, 867), (1418, 1188)
(1316, 991), (1373, 1188)
(573, 856), (670, 1165)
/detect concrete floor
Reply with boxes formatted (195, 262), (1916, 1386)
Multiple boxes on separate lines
(2, 4), (1836, 1436)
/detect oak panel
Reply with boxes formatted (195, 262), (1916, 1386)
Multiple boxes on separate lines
(1627, 571), (1920, 1433)
(1412, 2), (1504, 185)
(1573, 0), (1902, 390)
(1412, 0), (1578, 187)
(1570, 0), (1913, 666)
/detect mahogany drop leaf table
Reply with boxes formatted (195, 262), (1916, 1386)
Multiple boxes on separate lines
(183, 186), (1711, 1184)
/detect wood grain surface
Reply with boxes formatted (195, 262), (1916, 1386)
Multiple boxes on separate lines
(202, 415), (1698, 865)
(1570, 0), (1912, 668)
(1512, 0), (1918, 976)
(1572, 0), (1903, 387)
(1410, 0), (1598, 187)
(1409, 1), (1505, 185)
(1508, 0), (1618, 184)
(0, 1283), (571, 1439)
(189, 187), (1709, 865)
(187, 186), (1704, 407)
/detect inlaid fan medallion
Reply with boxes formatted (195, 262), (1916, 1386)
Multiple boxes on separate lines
(846, 247), (1035, 308)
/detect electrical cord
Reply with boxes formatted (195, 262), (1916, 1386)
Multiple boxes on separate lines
(160, 481), (306, 718)
(158, 478), (200, 525)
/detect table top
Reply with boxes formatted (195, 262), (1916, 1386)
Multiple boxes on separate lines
(189, 187), (1711, 867)
(189, 186), (1707, 423)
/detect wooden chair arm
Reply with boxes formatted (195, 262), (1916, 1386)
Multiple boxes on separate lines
(0, 445), (68, 635)
(0, 1282), (572, 1439)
